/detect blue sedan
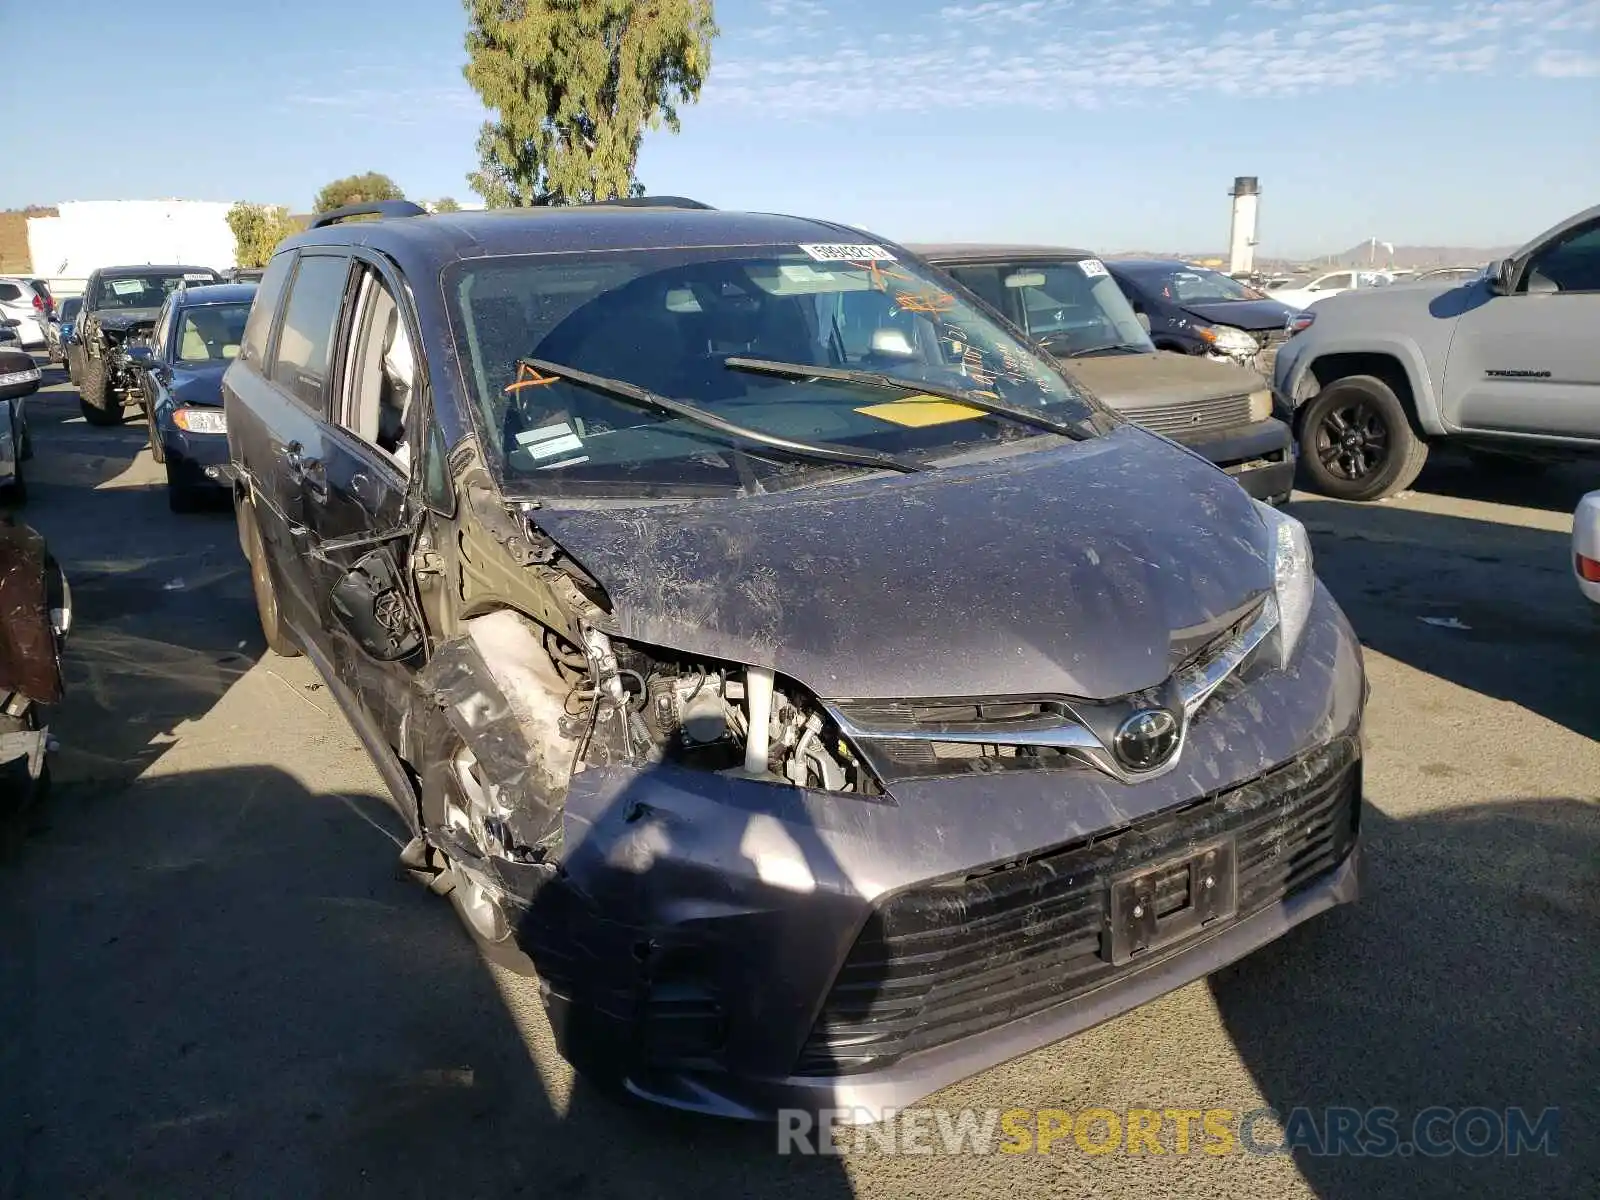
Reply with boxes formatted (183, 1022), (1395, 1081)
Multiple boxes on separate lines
(129, 283), (256, 511)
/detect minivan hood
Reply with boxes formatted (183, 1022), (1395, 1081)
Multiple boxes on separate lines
(533, 425), (1272, 702)
(1179, 298), (1297, 331)
(1061, 351), (1263, 412)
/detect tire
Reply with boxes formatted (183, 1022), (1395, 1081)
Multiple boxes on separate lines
(1467, 450), (1549, 476)
(1, 459), (25, 507)
(146, 406), (166, 463)
(65, 347), (79, 385)
(165, 460), (201, 513)
(1297, 374), (1428, 502)
(240, 501), (302, 658)
(420, 737), (538, 977)
(77, 355), (123, 427)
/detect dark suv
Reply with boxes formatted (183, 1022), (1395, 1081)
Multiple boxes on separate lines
(68, 264), (222, 425)
(225, 199), (1365, 1122)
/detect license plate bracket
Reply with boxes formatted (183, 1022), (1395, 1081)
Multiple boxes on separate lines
(1106, 840), (1237, 966)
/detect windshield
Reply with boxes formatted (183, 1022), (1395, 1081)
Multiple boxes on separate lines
(1145, 267), (1266, 303)
(447, 245), (1111, 497)
(943, 259), (1152, 356)
(59, 298), (80, 321)
(92, 271), (218, 311)
(175, 302), (251, 364)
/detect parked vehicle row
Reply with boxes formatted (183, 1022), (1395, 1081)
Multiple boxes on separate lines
(916, 245), (1295, 503)
(218, 197), (1367, 1121)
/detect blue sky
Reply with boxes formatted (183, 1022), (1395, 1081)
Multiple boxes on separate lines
(2, 0), (1595, 257)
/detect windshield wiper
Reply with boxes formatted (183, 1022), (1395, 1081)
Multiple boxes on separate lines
(724, 357), (1084, 440)
(514, 358), (924, 475)
(1062, 342), (1152, 356)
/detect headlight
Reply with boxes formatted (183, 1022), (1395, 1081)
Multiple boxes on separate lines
(1254, 500), (1314, 667)
(1248, 389), (1271, 422)
(1199, 325), (1259, 355)
(173, 407), (227, 434)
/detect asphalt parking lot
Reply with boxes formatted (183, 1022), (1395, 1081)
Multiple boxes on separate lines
(1, 361), (1596, 1200)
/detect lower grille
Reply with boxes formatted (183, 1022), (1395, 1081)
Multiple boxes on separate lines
(1131, 392), (1254, 438)
(795, 739), (1359, 1075)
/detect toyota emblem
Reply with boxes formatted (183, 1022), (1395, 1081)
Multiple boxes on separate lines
(1113, 708), (1180, 771)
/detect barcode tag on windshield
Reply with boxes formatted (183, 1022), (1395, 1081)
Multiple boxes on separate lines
(515, 421), (584, 460)
(798, 243), (896, 262)
(1078, 258), (1109, 278)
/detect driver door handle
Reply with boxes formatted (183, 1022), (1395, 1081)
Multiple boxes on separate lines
(300, 455), (329, 503)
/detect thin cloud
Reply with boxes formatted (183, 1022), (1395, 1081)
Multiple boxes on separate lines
(709, 0), (1599, 114)
(1536, 48), (1600, 73)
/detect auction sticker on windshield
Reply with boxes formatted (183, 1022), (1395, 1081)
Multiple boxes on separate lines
(798, 243), (896, 262)
(1079, 258), (1109, 278)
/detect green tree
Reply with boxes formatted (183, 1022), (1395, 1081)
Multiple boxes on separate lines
(427, 197), (462, 213)
(462, 0), (717, 207)
(312, 172), (405, 213)
(226, 203), (299, 269)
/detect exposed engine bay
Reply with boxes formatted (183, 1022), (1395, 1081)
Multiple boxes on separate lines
(573, 630), (876, 795)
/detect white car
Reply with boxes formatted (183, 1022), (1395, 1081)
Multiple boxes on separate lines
(0, 277), (48, 348)
(1575, 490), (1600, 609)
(1268, 269), (1396, 311)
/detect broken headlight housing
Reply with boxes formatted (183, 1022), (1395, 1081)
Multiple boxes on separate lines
(572, 630), (883, 796)
(1254, 499), (1314, 667)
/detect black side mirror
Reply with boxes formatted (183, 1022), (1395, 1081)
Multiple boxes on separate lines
(329, 548), (424, 661)
(126, 344), (154, 364)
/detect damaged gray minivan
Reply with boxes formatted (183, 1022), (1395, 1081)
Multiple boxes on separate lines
(224, 199), (1366, 1122)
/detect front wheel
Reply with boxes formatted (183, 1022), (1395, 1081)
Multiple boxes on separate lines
(1297, 375), (1429, 501)
(77, 356), (124, 427)
(422, 737), (537, 976)
(146, 405), (166, 463)
(1, 459), (26, 507)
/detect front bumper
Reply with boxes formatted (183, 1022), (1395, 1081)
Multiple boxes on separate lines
(511, 586), (1366, 1120)
(1178, 417), (1297, 503)
(160, 420), (230, 485)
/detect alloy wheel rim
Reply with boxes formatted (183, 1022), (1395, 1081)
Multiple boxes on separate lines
(1315, 399), (1389, 481)
(444, 745), (512, 943)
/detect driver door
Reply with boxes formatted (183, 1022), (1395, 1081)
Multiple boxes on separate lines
(1444, 217), (1600, 438)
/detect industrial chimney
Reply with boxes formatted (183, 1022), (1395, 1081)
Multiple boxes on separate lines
(1228, 176), (1260, 275)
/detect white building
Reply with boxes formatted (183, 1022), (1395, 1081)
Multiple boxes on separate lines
(27, 200), (239, 283)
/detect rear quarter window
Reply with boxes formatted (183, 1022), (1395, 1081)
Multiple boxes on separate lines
(238, 253), (295, 368)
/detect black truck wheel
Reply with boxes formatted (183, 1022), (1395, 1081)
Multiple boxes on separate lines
(77, 355), (124, 426)
(1298, 374), (1429, 502)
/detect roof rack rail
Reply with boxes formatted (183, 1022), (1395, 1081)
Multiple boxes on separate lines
(581, 196), (715, 210)
(308, 199), (429, 229)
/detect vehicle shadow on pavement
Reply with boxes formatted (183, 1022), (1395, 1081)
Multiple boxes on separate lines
(1211, 797), (1599, 1200)
(1289, 496), (1600, 742)
(13, 368), (258, 798)
(0, 763), (862, 1199)
(1404, 453), (1595, 516)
